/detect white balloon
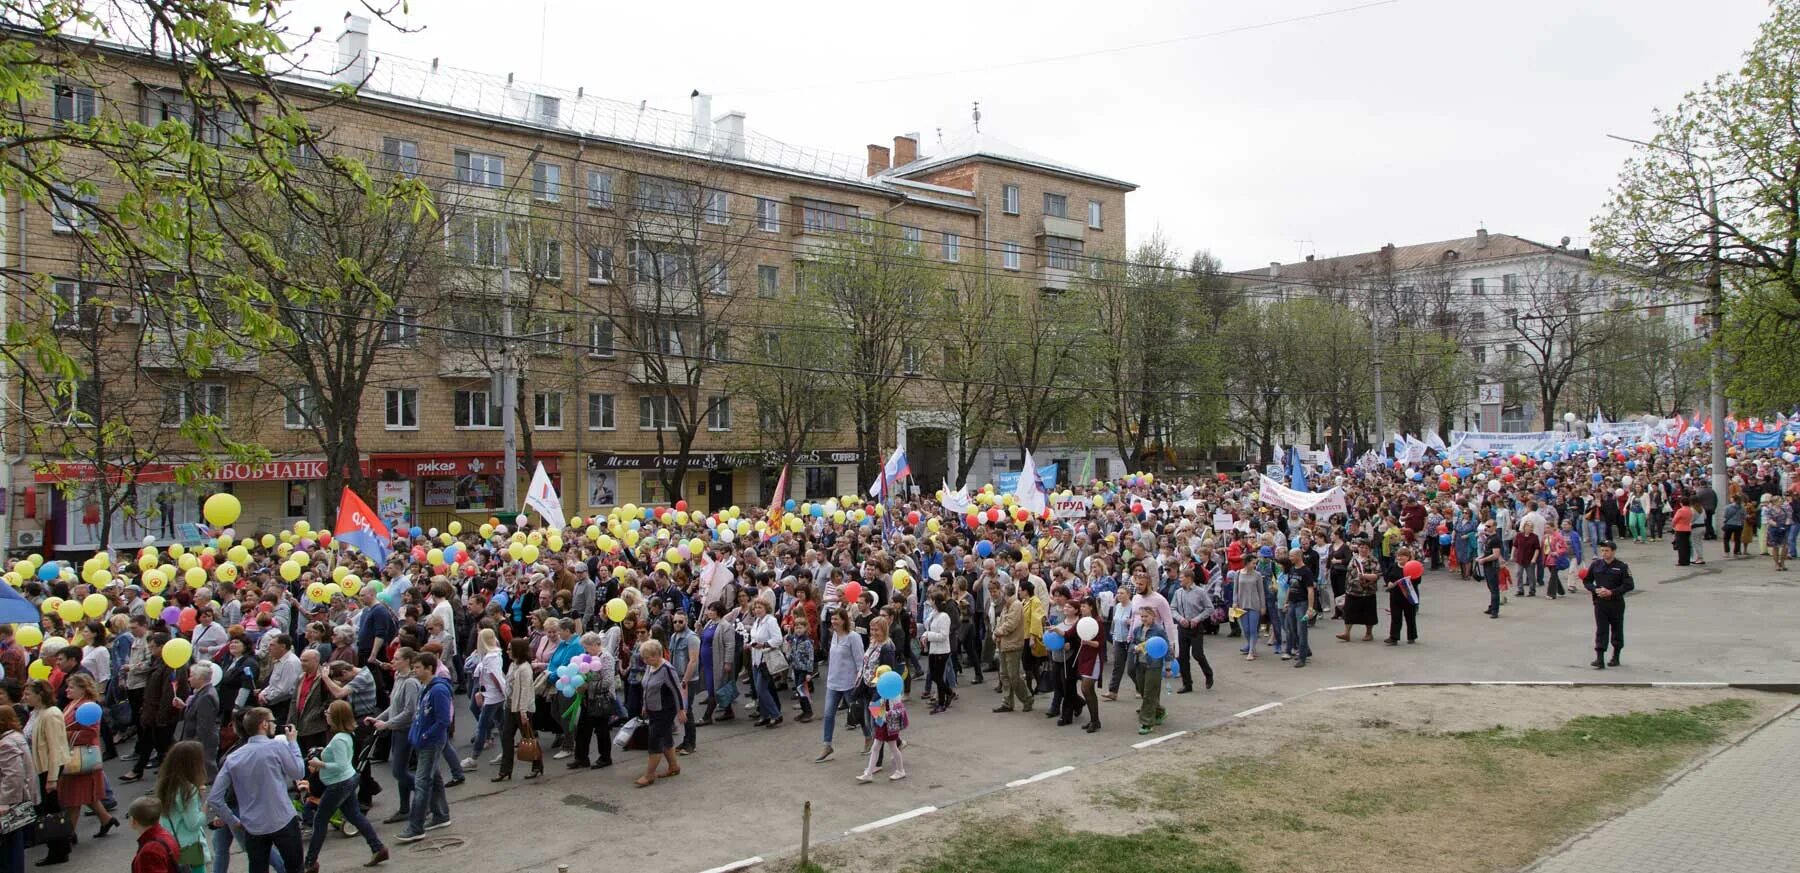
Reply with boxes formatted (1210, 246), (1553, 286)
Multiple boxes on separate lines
(1587, 458), (1599, 469)
(1487, 479), (1502, 493)
(927, 564), (944, 580)
(1621, 475), (1635, 488)
(1076, 616), (1100, 641)
(718, 528), (736, 543)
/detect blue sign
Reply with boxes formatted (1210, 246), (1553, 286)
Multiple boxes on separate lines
(996, 463), (1059, 493)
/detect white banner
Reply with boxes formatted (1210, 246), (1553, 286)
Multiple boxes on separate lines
(1257, 475), (1348, 517)
(1050, 497), (1089, 520)
(1448, 430), (1559, 457)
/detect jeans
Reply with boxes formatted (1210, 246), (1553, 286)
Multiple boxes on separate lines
(752, 663), (781, 721)
(1483, 565), (1501, 614)
(1137, 658), (1164, 727)
(680, 680), (699, 749)
(210, 821), (262, 873)
(1674, 531), (1693, 565)
(304, 778), (383, 867)
(1237, 609), (1261, 654)
(470, 702), (502, 758)
(405, 742), (450, 836)
(243, 818), (302, 873)
(820, 686), (871, 747)
(1724, 525), (1745, 555)
(439, 740), (464, 780)
(1283, 603), (1311, 660)
(1175, 626), (1213, 689)
(1517, 562), (1541, 594)
(386, 731), (413, 812)
(1, 828), (22, 873)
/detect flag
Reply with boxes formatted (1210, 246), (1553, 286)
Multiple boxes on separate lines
(867, 448), (911, 498)
(941, 479), (972, 515)
(1391, 432), (1405, 460)
(1322, 443), (1335, 470)
(0, 584), (39, 625)
(1078, 450), (1094, 485)
(1424, 430), (1448, 452)
(334, 487), (393, 567)
(765, 464), (789, 533)
(1287, 446), (1308, 491)
(525, 463), (566, 531)
(1013, 449), (1048, 516)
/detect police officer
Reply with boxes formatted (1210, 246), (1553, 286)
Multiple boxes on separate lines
(1583, 540), (1634, 669)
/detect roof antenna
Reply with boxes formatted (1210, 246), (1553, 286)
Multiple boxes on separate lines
(935, 126), (943, 147)
(972, 101), (981, 133)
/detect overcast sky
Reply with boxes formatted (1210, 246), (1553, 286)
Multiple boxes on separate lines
(285, 0), (1772, 269)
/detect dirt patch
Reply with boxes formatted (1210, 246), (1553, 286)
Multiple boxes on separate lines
(796, 686), (1788, 873)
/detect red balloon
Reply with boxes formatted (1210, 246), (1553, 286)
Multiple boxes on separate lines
(654, 506), (667, 520)
(906, 511), (921, 525)
(1437, 523), (1449, 534)
(674, 499), (689, 512)
(864, 504), (877, 517)
(1403, 560), (1424, 579)
(1013, 508), (1029, 522)
(1502, 472), (1516, 483)
(841, 581), (863, 605)
(965, 512), (980, 528)
(317, 531), (332, 547)
(1577, 567), (1590, 581)
(177, 607), (197, 633)
(1131, 503), (1144, 515)
(464, 562), (478, 576)
(412, 546), (427, 562)
(987, 508), (1002, 523)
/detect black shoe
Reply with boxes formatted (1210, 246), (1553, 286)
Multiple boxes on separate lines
(568, 760), (590, 770)
(382, 811), (410, 824)
(95, 819), (119, 839)
(1176, 687), (1192, 694)
(595, 759), (613, 768)
(1044, 709), (1059, 719)
(767, 716), (783, 728)
(1591, 656), (1606, 669)
(752, 718), (770, 727)
(1056, 717), (1073, 726)
(993, 705), (1014, 713)
(1083, 723), (1100, 733)
(1608, 654), (1621, 667)
(491, 774), (511, 782)
(38, 855), (70, 866)
(1384, 639), (1398, 646)
(1204, 677), (1214, 690)
(445, 777), (466, 788)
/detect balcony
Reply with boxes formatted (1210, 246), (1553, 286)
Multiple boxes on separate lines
(629, 282), (701, 315)
(1041, 214), (1086, 240)
(626, 355), (701, 385)
(1040, 267), (1077, 292)
(140, 331), (259, 373)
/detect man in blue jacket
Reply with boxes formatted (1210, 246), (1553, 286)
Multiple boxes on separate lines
(397, 652), (454, 842)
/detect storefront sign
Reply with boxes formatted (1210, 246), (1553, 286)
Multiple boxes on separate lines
(586, 450), (860, 471)
(35, 459), (336, 484)
(371, 453), (560, 479)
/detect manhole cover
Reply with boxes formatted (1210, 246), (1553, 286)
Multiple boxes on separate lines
(561, 793), (619, 814)
(403, 835), (468, 856)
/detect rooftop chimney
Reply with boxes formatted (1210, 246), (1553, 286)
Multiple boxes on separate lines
(1305, 254), (1315, 262)
(1475, 228), (1489, 249)
(336, 14), (371, 85)
(866, 144), (891, 178)
(690, 90), (713, 151)
(893, 133), (918, 167)
(713, 111), (745, 159)
(1268, 261), (1281, 279)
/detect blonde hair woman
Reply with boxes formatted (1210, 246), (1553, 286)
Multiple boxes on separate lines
(633, 640), (686, 788)
(464, 628), (505, 770)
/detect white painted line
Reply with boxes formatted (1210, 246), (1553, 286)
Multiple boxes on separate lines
(1324, 682), (1394, 691)
(1005, 765), (1075, 788)
(847, 806), (938, 834)
(1469, 681), (1574, 686)
(1234, 701), (1283, 718)
(696, 857), (763, 873)
(1131, 730), (1188, 749)
(1653, 682), (1728, 687)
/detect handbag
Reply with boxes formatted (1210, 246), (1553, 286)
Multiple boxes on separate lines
(178, 840), (207, 867)
(763, 646), (790, 677)
(516, 721), (542, 762)
(64, 744), (101, 776)
(611, 716), (644, 749)
(0, 802), (33, 835)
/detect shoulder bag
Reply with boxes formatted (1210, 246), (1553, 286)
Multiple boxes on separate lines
(64, 744), (102, 776)
(515, 721), (542, 763)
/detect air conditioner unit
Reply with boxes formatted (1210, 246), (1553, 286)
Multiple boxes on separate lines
(112, 306), (142, 325)
(14, 530), (42, 548)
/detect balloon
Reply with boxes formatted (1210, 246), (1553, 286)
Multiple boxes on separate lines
(161, 637), (194, 669)
(875, 671), (904, 700)
(1403, 560), (1424, 579)
(82, 593), (108, 618)
(891, 569), (911, 591)
(160, 606), (182, 625)
(215, 563), (238, 583)
(521, 544), (540, 564)
(1042, 630), (1065, 651)
(144, 596), (165, 617)
(975, 541), (994, 558)
(1439, 533), (1452, 545)
(1487, 479), (1502, 493)
(177, 607), (197, 633)
(606, 598), (628, 623)
(1144, 636), (1169, 660)
(184, 566), (207, 589)
(841, 582), (864, 605)
(36, 563), (57, 582)
(928, 564), (945, 581)
(57, 599), (83, 623)
(27, 661), (50, 681)
(280, 561), (301, 582)
(1076, 616), (1100, 641)
(206, 660), (223, 686)
(307, 582), (329, 603)
(74, 701), (103, 726)
(202, 492), (242, 527)
(14, 625), (42, 648)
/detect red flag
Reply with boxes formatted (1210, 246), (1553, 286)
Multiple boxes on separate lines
(334, 487), (393, 565)
(764, 464), (789, 537)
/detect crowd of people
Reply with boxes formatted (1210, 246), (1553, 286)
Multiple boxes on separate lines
(0, 435), (1794, 873)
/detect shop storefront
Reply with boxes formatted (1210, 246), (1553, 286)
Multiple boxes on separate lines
(370, 453), (562, 529)
(586, 450), (860, 514)
(31, 459), (338, 553)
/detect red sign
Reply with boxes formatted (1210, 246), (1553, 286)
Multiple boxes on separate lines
(370, 453), (559, 479)
(35, 459), (336, 484)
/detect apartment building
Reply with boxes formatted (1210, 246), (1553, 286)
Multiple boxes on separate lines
(7, 18), (1134, 555)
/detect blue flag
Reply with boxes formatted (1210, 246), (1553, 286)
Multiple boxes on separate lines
(1288, 446), (1309, 491)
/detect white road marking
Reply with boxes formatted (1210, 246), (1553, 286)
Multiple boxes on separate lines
(1469, 681), (1574, 686)
(1324, 681), (1395, 691)
(1234, 701), (1283, 718)
(847, 806), (938, 834)
(1652, 682), (1728, 687)
(696, 857), (764, 873)
(1005, 765), (1075, 788)
(1131, 730), (1188, 749)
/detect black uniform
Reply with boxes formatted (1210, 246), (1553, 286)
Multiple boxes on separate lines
(1583, 557), (1635, 666)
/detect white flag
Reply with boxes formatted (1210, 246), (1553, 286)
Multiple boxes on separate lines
(525, 462), (566, 531)
(941, 479), (972, 515)
(1013, 449), (1048, 516)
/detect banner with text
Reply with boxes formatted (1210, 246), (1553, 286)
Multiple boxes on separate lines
(1256, 475), (1348, 517)
(996, 463), (1059, 495)
(1447, 430), (1559, 457)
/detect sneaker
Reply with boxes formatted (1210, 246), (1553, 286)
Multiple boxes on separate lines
(381, 811), (410, 825)
(889, 770), (907, 781)
(489, 754), (503, 765)
(814, 746), (835, 763)
(444, 777), (465, 788)
(1138, 726), (1152, 735)
(855, 773), (874, 784)
(552, 750), (572, 760)
(425, 819), (452, 831)
(1279, 653), (1292, 661)
(395, 832), (425, 844)
(460, 757), (476, 769)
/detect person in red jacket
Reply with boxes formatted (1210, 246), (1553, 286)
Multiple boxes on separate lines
(127, 796), (182, 873)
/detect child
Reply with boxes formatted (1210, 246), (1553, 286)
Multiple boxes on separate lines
(856, 690), (908, 783)
(787, 618), (816, 723)
(1133, 605), (1168, 735)
(127, 796), (182, 873)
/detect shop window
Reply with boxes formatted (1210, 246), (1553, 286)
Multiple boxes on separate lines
(640, 475), (671, 505)
(286, 481), (310, 517)
(804, 466), (838, 500)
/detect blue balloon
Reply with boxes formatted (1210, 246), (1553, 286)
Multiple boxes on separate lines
(1144, 636), (1169, 660)
(1626, 460), (1638, 471)
(784, 499), (797, 512)
(975, 540), (994, 558)
(36, 563), (57, 582)
(1409, 471), (1423, 482)
(1043, 631), (1065, 651)
(629, 519), (642, 531)
(875, 671), (904, 700)
(492, 591), (509, 610)
(1546, 477), (1557, 487)
(810, 504), (824, 518)
(409, 526), (423, 539)
(1591, 472), (1604, 484)
(74, 701), (103, 726)
(1438, 533), (1452, 545)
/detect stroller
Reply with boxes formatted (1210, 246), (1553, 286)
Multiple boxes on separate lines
(293, 735), (381, 838)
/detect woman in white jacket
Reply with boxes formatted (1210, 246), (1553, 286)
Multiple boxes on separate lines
(747, 600), (786, 728)
(464, 628), (506, 769)
(922, 590), (955, 714)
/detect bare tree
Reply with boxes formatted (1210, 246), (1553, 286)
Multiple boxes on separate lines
(930, 268), (1005, 488)
(1507, 270), (1622, 428)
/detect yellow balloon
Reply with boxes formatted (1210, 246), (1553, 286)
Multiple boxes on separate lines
(280, 561), (301, 582)
(331, 566), (349, 583)
(216, 534), (233, 551)
(604, 598), (628, 622)
(184, 567), (207, 589)
(215, 563), (238, 583)
(429, 548), (446, 566)
(138, 553), (157, 571)
(167, 543), (185, 558)
(306, 582), (328, 603)
(832, 510), (846, 524)
(293, 521), (312, 537)
(586, 525), (602, 541)
(324, 582), (343, 599)
(674, 511), (690, 526)
(276, 542), (292, 557)
(2, 572), (19, 588)
(448, 520), (463, 535)
(521, 544), (540, 564)
(655, 561), (673, 574)
(143, 596), (164, 617)
(547, 535), (563, 552)
(439, 533), (454, 546)
(82, 593), (109, 618)
(506, 542), (523, 561)
(611, 566), (629, 580)
(177, 554), (198, 571)
(479, 524), (494, 539)
(161, 637), (194, 669)
(88, 569), (112, 588)
(227, 545), (251, 566)
(15, 625), (43, 648)
(340, 575), (362, 596)
(143, 570), (167, 593)
(27, 661), (50, 681)
(892, 569), (910, 591)
(261, 534), (276, 549)
(623, 530), (640, 548)
(57, 599), (83, 622)
(203, 492), (242, 527)
(293, 551), (310, 567)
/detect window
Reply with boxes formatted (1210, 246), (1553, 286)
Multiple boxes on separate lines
(58, 380), (99, 425)
(49, 183), (97, 234)
(704, 329), (730, 362)
(54, 82), (97, 124)
(1092, 411), (1108, 433)
(1472, 345), (1487, 365)
(1048, 411), (1068, 434)
(449, 215), (502, 266)
(1002, 184), (1020, 215)
(381, 137), (420, 175)
(704, 190), (728, 225)
(634, 176), (696, 213)
(142, 87), (192, 127)
(901, 342), (923, 375)
(52, 279), (98, 329)
(706, 396), (731, 431)
(1502, 273), (1519, 294)
(1045, 236), (1084, 270)
(586, 392), (616, 430)
(1002, 242), (1021, 271)
(627, 240), (693, 287)
(758, 331), (781, 358)
(1470, 277), (1485, 296)
(901, 225), (922, 254)
(703, 262), (731, 296)
(1468, 311), (1486, 330)
(587, 246), (614, 284)
(283, 385), (317, 429)
(640, 476), (670, 505)
(381, 306), (419, 346)
(1043, 193), (1068, 218)
(453, 389), (500, 428)
(804, 466), (838, 500)
(756, 197), (780, 231)
(1504, 343), (1521, 364)
(1088, 199), (1102, 229)
(758, 264), (779, 298)
(758, 401), (778, 432)
(533, 392), (564, 430)
(385, 388), (419, 429)
(532, 237), (562, 279)
(164, 383), (228, 426)
(587, 170), (614, 209)
(526, 162), (560, 201)
(445, 307), (501, 349)
(1503, 308), (1519, 329)
(641, 321), (686, 357)
(639, 395), (677, 430)
(943, 232), (960, 262)
(800, 199), (856, 234)
(587, 319), (615, 357)
(454, 150), (504, 187)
